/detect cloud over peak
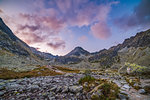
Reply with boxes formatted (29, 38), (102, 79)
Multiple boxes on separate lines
(47, 38), (65, 50)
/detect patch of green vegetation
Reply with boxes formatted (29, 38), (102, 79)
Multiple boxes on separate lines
(125, 62), (146, 72)
(79, 74), (119, 100)
(99, 82), (119, 100)
(125, 62), (149, 75)
(84, 69), (92, 75)
(79, 75), (96, 84)
(91, 80), (119, 100)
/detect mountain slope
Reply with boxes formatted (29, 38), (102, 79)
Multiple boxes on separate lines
(53, 29), (150, 69)
(89, 29), (150, 69)
(30, 47), (55, 60)
(65, 46), (90, 57)
(0, 18), (48, 71)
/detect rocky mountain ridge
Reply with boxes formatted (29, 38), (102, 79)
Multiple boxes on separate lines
(0, 17), (150, 71)
(52, 29), (150, 70)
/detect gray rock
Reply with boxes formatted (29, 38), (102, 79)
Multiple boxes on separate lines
(138, 89), (146, 94)
(69, 86), (83, 93)
(113, 80), (122, 87)
(7, 83), (22, 90)
(120, 90), (129, 95)
(122, 84), (130, 90)
(118, 93), (128, 100)
(0, 85), (5, 90)
(28, 85), (39, 90)
(56, 86), (62, 93)
(62, 86), (68, 93)
(83, 82), (88, 87)
(0, 91), (5, 96)
(50, 86), (57, 92)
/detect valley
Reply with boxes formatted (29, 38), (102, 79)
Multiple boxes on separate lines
(0, 17), (150, 100)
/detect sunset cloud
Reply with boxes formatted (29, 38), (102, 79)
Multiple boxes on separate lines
(18, 24), (40, 32)
(0, 9), (3, 13)
(1, 0), (137, 55)
(47, 38), (65, 50)
(18, 32), (44, 44)
(79, 36), (88, 42)
(91, 21), (111, 39)
(90, 3), (118, 39)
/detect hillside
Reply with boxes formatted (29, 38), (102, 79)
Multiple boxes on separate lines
(0, 18), (49, 71)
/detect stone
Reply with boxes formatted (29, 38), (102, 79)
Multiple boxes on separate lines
(64, 73), (74, 77)
(83, 82), (88, 87)
(0, 85), (5, 90)
(50, 86), (57, 92)
(69, 86), (83, 93)
(62, 86), (68, 93)
(113, 80), (122, 87)
(28, 85), (39, 90)
(138, 89), (146, 94)
(122, 84), (130, 90)
(55, 86), (62, 93)
(7, 83), (22, 90)
(0, 91), (5, 96)
(120, 90), (129, 95)
(118, 93), (128, 100)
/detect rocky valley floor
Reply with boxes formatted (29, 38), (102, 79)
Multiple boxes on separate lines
(0, 71), (150, 100)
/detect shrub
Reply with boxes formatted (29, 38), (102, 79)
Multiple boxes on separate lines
(84, 69), (92, 75)
(94, 81), (119, 100)
(79, 75), (95, 84)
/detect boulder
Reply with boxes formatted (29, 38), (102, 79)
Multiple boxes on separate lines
(138, 89), (146, 94)
(69, 86), (83, 93)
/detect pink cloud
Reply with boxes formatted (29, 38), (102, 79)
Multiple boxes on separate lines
(89, 2), (119, 40)
(0, 0), (119, 53)
(91, 21), (111, 39)
(18, 24), (40, 32)
(47, 38), (65, 50)
(0, 9), (3, 13)
(55, 0), (71, 13)
(19, 13), (65, 33)
(16, 31), (44, 44)
(79, 36), (88, 42)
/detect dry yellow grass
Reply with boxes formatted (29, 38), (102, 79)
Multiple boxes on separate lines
(0, 66), (62, 79)
(0, 66), (80, 79)
(54, 66), (80, 73)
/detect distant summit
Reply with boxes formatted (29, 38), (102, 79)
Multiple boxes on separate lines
(65, 46), (90, 56)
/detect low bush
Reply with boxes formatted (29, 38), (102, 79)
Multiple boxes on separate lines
(79, 75), (96, 84)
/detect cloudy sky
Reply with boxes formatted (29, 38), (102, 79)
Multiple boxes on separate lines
(0, 0), (150, 55)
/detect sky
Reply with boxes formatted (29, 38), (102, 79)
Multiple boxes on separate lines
(0, 0), (150, 55)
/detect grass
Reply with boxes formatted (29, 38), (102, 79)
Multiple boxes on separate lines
(54, 66), (80, 73)
(0, 66), (62, 79)
(0, 65), (80, 79)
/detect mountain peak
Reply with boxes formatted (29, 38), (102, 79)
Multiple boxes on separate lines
(74, 46), (84, 50)
(0, 17), (17, 41)
(65, 46), (90, 56)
